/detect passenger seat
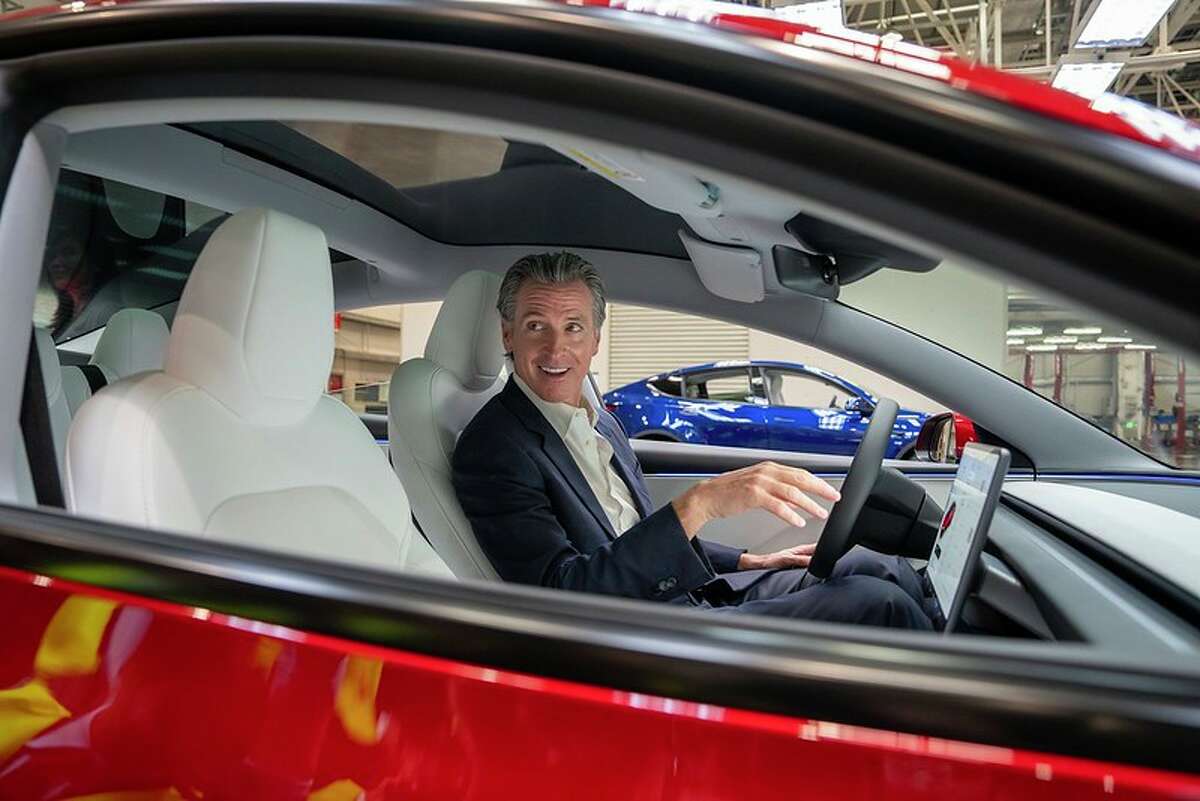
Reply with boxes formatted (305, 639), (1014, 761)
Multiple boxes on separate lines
(389, 270), (506, 580)
(61, 308), (169, 416)
(66, 208), (452, 577)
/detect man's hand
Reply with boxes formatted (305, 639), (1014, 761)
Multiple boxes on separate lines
(737, 543), (816, 571)
(670, 461), (841, 539)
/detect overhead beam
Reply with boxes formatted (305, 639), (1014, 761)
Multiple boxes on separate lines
(1167, 0), (1200, 43)
(941, 0), (970, 51)
(1009, 46), (1200, 78)
(909, 0), (969, 55)
(898, 0), (928, 46)
(1068, 0), (1084, 45)
(1164, 72), (1200, 114)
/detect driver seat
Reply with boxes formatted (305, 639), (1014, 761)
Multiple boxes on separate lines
(388, 270), (505, 580)
(65, 208), (451, 577)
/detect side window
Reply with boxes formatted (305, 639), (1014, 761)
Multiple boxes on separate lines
(684, 368), (757, 403)
(647, 375), (684, 396)
(331, 307), (401, 414)
(600, 302), (947, 456)
(36, 169), (210, 341)
(765, 369), (857, 410)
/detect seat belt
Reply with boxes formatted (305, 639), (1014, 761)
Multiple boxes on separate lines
(79, 364), (107, 394)
(19, 330), (66, 508)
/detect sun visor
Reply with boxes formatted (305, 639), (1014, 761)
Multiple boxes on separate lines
(784, 211), (940, 286)
(679, 229), (764, 303)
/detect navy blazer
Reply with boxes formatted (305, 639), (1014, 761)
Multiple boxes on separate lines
(452, 378), (747, 602)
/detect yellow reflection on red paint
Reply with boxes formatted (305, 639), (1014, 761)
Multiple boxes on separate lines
(307, 779), (365, 801)
(0, 595), (119, 760)
(252, 636), (284, 676)
(334, 656), (384, 745)
(0, 679), (69, 760)
(35, 596), (119, 677)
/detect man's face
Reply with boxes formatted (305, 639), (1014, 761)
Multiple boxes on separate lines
(503, 279), (600, 407)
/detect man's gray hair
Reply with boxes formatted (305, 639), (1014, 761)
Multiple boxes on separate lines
(497, 251), (607, 329)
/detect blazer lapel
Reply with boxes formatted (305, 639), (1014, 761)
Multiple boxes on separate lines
(596, 413), (653, 519)
(499, 380), (617, 539)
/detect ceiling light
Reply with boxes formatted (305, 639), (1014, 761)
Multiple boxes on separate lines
(1075, 343), (1110, 351)
(1007, 326), (1043, 337)
(1027, 344), (1058, 352)
(1051, 61), (1124, 100)
(1076, 0), (1175, 48)
(775, 0), (843, 29)
(1007, 338), (1025, 346)
(1124, 344), (1157, 351)
(1097, 336), (1133, 343)
(1044, 335), (1079, 344)
(1063, 326), (1102, 335)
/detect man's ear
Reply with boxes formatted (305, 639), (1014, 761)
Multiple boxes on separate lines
(591, 330), (601, 358)
(501, 320), (514, 355)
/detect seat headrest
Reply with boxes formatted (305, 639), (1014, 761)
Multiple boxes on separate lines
(165, 208), (333, 427)
(424, 270), (504, 391)
(90, 308), (170, 380)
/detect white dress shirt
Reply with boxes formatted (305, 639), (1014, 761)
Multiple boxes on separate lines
(513, 374), (642, 536)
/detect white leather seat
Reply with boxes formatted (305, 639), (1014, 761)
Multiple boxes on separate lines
(66, 208), (452, 578)
(14, 328), (72, 503)
(32, 328), (72, 475)
(389, 270), (506, 580)
(62, 308), (170, 416)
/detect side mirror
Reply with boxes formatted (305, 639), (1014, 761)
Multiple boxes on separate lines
(845, 396), (876, 417)
(914, 412), (956, 463)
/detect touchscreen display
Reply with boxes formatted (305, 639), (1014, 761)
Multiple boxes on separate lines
(926, 445), (1008, 626)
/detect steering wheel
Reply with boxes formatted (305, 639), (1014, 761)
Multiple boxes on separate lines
(802, 398), (899, 586)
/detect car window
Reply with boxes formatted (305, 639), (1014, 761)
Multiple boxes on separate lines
(36, 168), (355, 348)
(683, 368), (758, 402)
(842, 263), (1199, 469)
(765, 369), (857, 409)
(647, 376), (684, 396)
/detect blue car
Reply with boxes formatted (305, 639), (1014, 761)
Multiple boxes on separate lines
(603, 361), (929, 458)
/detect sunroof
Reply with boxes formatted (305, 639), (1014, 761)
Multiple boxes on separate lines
(180, 121), (691, 259)
(284, 121), (508, 189)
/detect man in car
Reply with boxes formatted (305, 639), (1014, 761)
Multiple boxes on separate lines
(452, 251), (935, 629)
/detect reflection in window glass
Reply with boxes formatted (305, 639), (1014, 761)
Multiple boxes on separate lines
(284, 121), (508, 189)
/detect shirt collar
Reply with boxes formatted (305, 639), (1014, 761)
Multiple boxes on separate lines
(512, 371), (596, 439)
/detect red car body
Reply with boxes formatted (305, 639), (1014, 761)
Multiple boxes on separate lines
(1, 1), (1199, 798)
(4, 566), (1198, 800)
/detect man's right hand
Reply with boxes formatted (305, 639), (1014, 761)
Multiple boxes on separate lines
(670, 462), (841, 538)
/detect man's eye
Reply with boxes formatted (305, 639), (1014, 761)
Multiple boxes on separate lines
(566, 323), (583, 332)
(527, 321), (543, 331)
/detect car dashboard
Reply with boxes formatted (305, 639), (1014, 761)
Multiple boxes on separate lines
(969, 483), (1200, 655)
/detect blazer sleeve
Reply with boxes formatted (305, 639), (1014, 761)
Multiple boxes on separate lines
(601, 410), (746, 577)
(452, 427), (713, 602)
(698, 538), (745, 574)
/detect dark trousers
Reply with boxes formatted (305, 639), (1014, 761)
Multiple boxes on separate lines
(696, 547), (936, 630)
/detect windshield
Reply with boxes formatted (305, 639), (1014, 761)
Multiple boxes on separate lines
(840, 263), (1199, 470)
